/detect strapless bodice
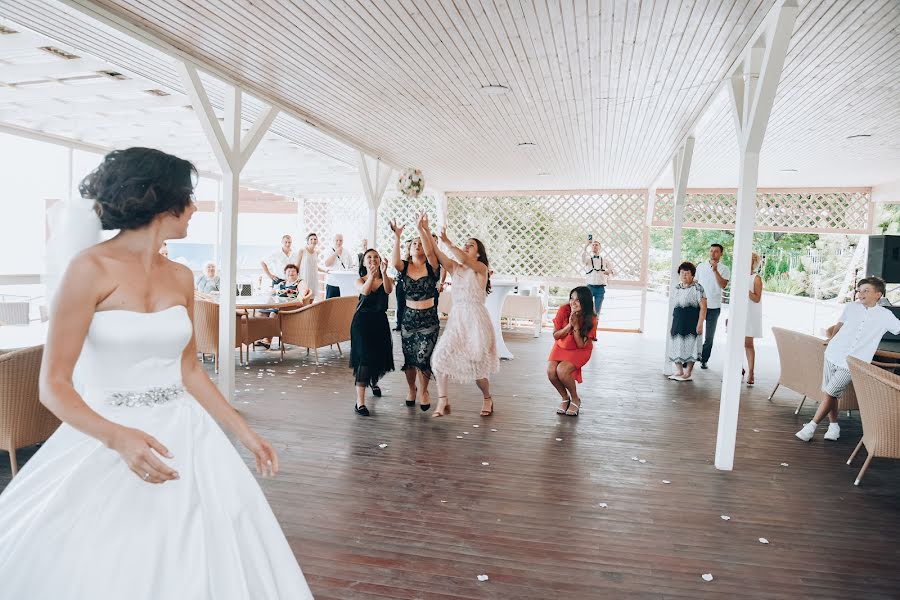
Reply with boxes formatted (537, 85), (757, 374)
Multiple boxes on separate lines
(450, 266), (487, 305)
(78, 305), (191, 397)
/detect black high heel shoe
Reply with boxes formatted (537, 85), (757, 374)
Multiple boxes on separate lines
(354, 403), (370, 416)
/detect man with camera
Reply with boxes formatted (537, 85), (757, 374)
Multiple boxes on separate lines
(582, 236), (615, 314)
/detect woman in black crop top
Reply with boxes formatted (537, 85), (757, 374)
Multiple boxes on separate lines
(391, 219), (440, 411)
(349, 249), (394, 416)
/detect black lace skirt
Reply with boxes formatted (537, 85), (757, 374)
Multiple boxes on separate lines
(400, 305), (439, 374)
(350, 310), (394, 384)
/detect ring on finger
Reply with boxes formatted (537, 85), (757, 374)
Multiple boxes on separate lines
(142, 472), (150, 481)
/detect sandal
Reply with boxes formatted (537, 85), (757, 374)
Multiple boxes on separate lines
(480, 397), (494, 417)
(433, 396), (451, 417)
(565, 400), (580, 417)
(556, 400), (570, 415)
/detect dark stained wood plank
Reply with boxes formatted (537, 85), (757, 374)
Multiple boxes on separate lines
(3, 329), (899, 599)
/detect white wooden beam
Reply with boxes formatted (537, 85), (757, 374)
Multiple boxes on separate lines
(176, 59), (279, 400)
(639, 186), (655, 333)
(0, 56), (107, 82)
(663, 137), (694, 374)
(357, 151), (391, 247)
(715, 0), (799, 472)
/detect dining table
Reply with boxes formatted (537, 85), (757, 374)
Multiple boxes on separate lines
(325, 270), (361, 297)
(485, 278), (516, 360)
(0, 321), (49, 351)
(199, 292), (309, 312)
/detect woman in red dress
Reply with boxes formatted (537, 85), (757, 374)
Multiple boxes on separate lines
(547, 286), (598, 416)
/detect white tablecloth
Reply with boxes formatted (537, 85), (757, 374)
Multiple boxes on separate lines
(485, 282), (515, 359)
(326, 270), (360, 297)
(0, 322), (48, 351)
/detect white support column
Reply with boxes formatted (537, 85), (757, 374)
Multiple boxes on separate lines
(715, 0), (798, 471)
(357, 152), (392, 249)
(177, 61), (280, 400)
(434, 190), (449, 229)
(639, 187), (655, 333)
(663, 137), (694, 374)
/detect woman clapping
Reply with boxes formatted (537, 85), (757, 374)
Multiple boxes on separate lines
(350, 249), (394, 416)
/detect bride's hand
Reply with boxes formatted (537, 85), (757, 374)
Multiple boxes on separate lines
(108, 425), (179, 484)
(238, 428), (279, 477)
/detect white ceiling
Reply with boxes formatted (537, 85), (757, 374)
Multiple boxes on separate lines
(1, 0), (898, 192)
(0, 17), (362, 197)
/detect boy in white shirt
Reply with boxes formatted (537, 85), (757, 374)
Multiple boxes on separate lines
(796, 276), (900, 442)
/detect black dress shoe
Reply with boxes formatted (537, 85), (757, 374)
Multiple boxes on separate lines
(354, 403), (370, 416)
(700, 363), (708, 369)
(419, 403), (431, 412)
(371, 385), (382, 397)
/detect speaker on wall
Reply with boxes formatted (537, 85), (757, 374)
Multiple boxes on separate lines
(866, 235), (900, 283)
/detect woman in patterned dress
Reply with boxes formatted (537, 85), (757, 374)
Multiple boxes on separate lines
(418, 213), (499, 418)
(390, 219), (440, 411)
(667, 261), (707, 381)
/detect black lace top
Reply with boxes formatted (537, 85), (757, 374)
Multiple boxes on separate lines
(400, 260), (438, 301)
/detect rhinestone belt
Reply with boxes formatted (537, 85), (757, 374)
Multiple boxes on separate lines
(107, 385), (185, 408)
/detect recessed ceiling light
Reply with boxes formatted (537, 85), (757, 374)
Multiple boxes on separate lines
(846, 134), (871, 140)
(537, 171), (551, 177)
(780, 168), (798, 173)
(480, 84), (510, 96)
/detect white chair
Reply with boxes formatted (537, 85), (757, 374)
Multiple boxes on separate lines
(0, 302), (30, 326)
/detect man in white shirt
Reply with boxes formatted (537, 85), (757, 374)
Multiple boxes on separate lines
(796, 276), (900, 442)
(261, 234), (298, 283)
(323, 233), (356, 298)
(694, 243), (731, 369)
(581, 239), (615, 313)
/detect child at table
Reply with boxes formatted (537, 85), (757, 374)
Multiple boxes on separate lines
(796, 276), (900, 442)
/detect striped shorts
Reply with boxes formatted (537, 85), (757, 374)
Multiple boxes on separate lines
(821, 359), (852, 398)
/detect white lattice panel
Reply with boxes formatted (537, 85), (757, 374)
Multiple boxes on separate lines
(300, 197), (368, 251)
(446, 193), (646, 282)
(652, 190), (871, 233)
(376, 194), (438, 256)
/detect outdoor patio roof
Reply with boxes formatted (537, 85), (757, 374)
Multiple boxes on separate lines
(1, 0), (897, 192)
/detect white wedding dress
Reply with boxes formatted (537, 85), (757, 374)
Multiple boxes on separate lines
(0, 306), (313, 599)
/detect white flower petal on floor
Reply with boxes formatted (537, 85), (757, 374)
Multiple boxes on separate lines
(662, 480), (671, 484)
(473, 425), (480, 428)
(721, 515), (731, 521)
(780, 462), (789, 467)
(638, 459), (647, 464)
(631, 456), (639, 461)
(456, 436), (463, 439)
(702, 573), (714, 582)
(477, 574), (489, 582)
(555, 438), (563, 442)
(481, 462), (489, 466)
(490, 428), (498, 432)
(378, 443), (388, 449)
(598, 503), (608, 508)
(758, 537), (769, 544)
(463, 432), (469, 435)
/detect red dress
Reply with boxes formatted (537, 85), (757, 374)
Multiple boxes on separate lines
(548, 304), (598, 383)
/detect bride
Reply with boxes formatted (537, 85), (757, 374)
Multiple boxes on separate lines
(0, 148), (313, 598)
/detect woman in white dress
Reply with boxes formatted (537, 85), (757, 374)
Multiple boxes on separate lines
(745, 252), (764, 385)
(0, 148), (313, 599)
(416, 214), (500, 417)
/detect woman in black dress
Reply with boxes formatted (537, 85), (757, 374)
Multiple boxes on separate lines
(350, 249), (394, 416)
(390, 219), (440, 411)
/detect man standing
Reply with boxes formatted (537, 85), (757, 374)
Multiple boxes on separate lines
(582, 239), (615, 313)
(323, 233), (355, 298)
(695, 243), (731, 369)
(261, 234), (298, 283)
(298, 232), (325, 301)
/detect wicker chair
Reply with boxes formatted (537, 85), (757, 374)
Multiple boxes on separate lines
(280, 296), (356, 364)
(243, 288), (313, 361)
(0, 301), (30, 325)
(769, 327), (858, 415)
(193, 297), (247, 372)
(846, 357), (900, 486)
(0, 345), (60, 476)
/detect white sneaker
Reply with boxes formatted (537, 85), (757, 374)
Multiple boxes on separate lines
(824, 422), (840, 441)
(795, 421), (818, 442)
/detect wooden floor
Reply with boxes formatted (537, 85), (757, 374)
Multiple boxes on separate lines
(3, 328), (900, 599)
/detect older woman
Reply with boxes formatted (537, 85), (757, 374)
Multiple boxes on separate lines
(195, 261), (220, 293)
(667, 261), (707, 381)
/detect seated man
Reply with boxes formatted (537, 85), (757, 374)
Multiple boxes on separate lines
(796, 276), (900, 442)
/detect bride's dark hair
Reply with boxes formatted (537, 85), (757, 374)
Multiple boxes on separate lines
(79, 147), (197, 230)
